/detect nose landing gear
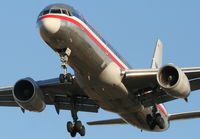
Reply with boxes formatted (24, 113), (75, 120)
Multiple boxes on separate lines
(58, 48), (73, 83)
(59, 73), (73, 83)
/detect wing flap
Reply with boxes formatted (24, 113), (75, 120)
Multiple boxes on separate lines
(87, 118), (127, 125)
(45, 95), (99, 113)
(168, 111), (200, 121)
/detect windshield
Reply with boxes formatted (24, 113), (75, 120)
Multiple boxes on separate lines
(39, 8), (71, 17)
(50, 9), (61, 14)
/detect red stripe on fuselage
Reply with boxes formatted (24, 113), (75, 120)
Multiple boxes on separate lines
(144, 91), (168, 116)
(39, 15), (126, 70)
(157, 104), (167, 117)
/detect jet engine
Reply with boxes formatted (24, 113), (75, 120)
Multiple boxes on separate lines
(13, 78), (46, 112)
(157, 64), (191, 99)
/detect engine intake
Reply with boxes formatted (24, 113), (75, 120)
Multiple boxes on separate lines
(157, 64), (191, 99)
(13, 78), (46, 112)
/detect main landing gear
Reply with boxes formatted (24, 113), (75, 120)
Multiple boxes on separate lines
(58, 48), (73, 83)
(66, 100), (86, 137)
(67, 121), (85, 137)
(146, 105), (165, 130)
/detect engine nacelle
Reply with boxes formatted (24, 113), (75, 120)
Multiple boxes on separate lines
(157, 64), (191, 99)
(12, 78), (46, 112)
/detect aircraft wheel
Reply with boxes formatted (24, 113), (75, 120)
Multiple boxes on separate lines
(59, 74), (65, 83)
(70, 130), (77, 137)
(79, 125), (86, 136)
(67, 121), (74, 133)
(155, 114), (165, 129)
(75, 121), (82, 131)
(146, 114), (156, 130)
(66, 73), (73, 82)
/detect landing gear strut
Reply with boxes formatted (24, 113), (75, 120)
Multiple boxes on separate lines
(146, 105), (165, 130)
(66, 100), (86, 137)
(58, 48), (73, 83)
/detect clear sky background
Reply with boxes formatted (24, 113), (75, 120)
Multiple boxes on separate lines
(1, 0), (200, 139)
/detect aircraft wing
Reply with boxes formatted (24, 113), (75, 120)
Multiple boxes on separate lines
(168, 111), (200, 121)
(122, 67), (200, 107)
(87, 118), (127, 125)
(0, 78), (99, 113)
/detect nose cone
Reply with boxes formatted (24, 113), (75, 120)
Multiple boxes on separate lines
(39, 18), (61, 34)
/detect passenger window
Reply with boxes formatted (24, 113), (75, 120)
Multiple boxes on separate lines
(50, 9), (61, 14)
(42, 10), (49, 15)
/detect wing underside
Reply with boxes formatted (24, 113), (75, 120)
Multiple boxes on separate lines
(0, 78), (99, 113)
(122, 67), (200, 107)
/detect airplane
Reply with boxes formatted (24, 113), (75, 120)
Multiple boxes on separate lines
(1, 3), (200, 137)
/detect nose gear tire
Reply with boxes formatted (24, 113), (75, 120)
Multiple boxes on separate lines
(59, 74), (65, 83)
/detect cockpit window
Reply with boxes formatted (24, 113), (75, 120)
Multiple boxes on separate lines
(68, 11), (72, 16)
(61, 10), (71, 16)
(50, 9), (61, 14)
(39, 9), (71, 17)
(62, 10), (68, 15)
(43, 10), (50, 15)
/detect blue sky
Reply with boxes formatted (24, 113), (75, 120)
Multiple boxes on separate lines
(1, 0), (200, 138)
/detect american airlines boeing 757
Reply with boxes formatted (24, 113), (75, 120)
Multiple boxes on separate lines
(1, 3), (200, 137)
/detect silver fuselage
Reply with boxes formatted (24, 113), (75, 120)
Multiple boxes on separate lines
(37, 4), (169, 131)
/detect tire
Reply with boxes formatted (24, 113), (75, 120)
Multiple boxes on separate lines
(66, 73), (73, 82)
(70, 130), (77, 137)
(79, 125), (86, 136)
(146, 114), (156, 130)
(155, 114), (165, 129)
(59, 74), (65, 83)
(75, 121), (82, 131)
(67, 121), (73, 133)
